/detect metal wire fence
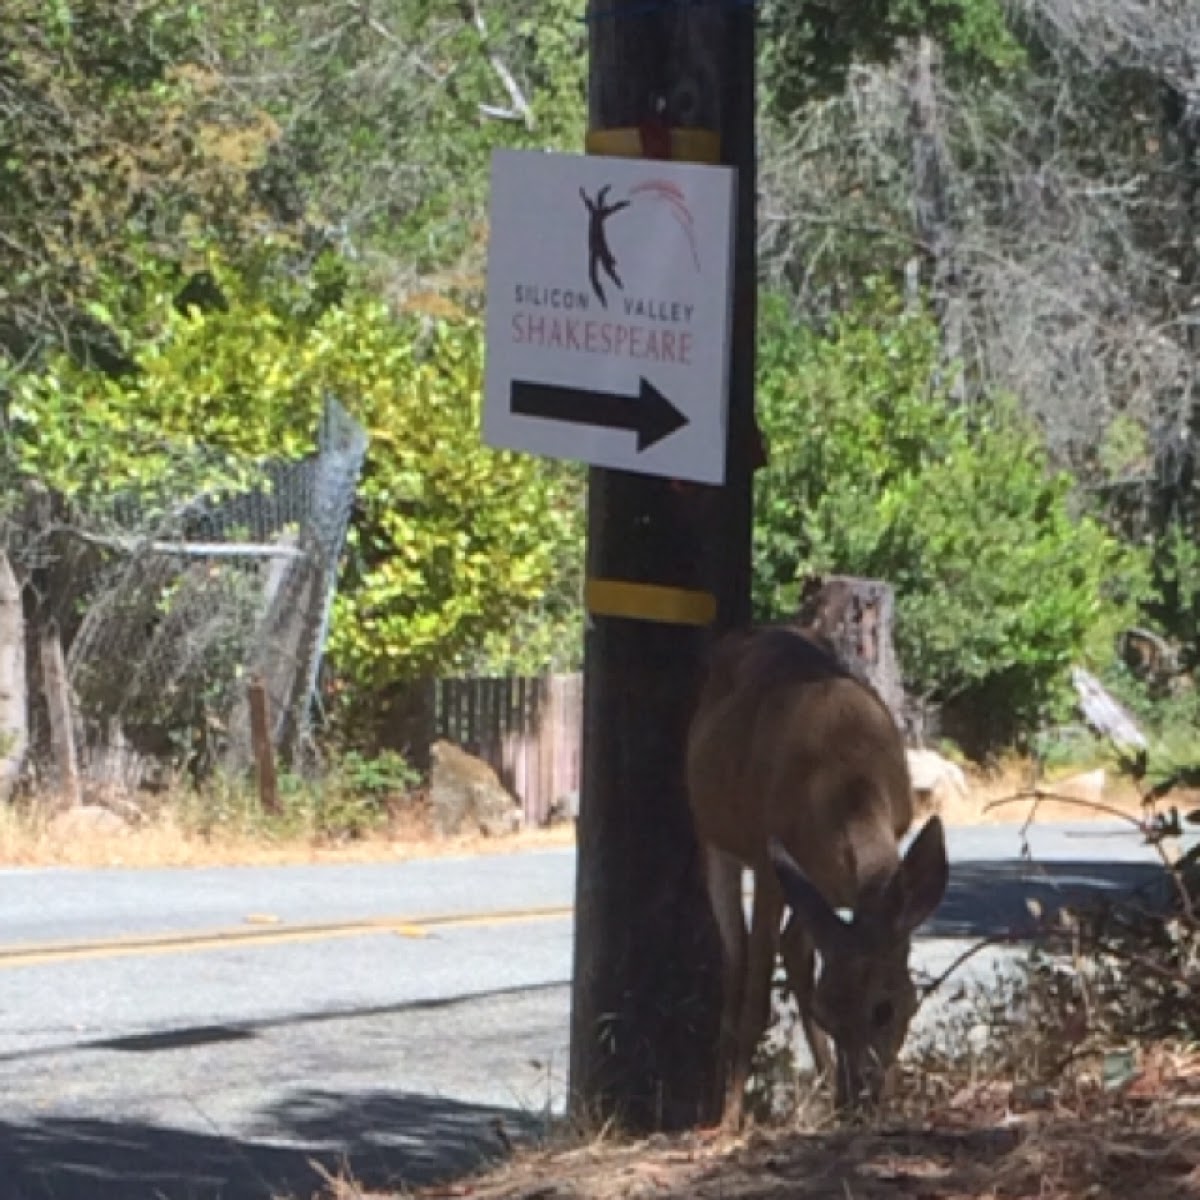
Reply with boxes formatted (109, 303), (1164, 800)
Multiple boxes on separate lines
(41, 396), (369, 790)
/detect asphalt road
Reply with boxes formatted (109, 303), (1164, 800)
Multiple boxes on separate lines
(0, 822), (1184, 1200)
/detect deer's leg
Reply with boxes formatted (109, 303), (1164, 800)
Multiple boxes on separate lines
(725, 871), (783, 1129)
(702, 846), (746, 1116)
(779, 913), (834, 1082)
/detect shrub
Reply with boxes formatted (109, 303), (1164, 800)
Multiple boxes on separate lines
(8, 250), (584, 693)
(753, 282), (1150, 742)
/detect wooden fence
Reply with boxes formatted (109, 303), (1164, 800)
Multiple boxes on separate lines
(430, 673), (583, 826)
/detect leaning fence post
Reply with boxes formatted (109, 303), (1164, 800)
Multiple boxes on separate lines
(40, 618), (82, 809)
(247, 674), (282, 816)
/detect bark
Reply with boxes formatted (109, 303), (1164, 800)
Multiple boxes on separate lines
(40, 618), (81, 808)
(0, 550), (28, 801)
(796, 575), (907, 734)
(906, 34), (964, 403)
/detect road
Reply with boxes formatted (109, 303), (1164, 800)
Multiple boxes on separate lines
(0, 822), (1183, 1199)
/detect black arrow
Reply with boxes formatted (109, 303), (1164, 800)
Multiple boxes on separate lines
(509, 377), (688, 452)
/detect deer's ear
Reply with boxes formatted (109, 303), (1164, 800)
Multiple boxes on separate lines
(892, 816), (949, 935)
(769, 837), (854, 958)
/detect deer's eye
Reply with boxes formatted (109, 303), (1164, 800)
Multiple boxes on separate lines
(871, 1000), (895, 1028)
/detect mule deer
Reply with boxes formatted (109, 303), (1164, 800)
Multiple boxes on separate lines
(685, 624), (949, 1127)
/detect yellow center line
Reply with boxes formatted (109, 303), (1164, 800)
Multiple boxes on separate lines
(0, 904), (575, 969)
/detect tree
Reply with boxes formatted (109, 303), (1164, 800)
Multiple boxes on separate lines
(0, 0), (588, 371)
(9, 253), (584, 692)
(753, 285), (1150, 743)
(0, 0), (300, 369)
(196, 0), (586, 277)
(1, 0), (592, 730)
(758, 2), (1196, 475)
(0, 551), (27, 801)
(759, 0), (1021, 113)
(756, 0), (1200, 676)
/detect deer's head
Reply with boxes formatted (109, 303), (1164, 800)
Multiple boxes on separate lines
(769, 816), (949, 1108)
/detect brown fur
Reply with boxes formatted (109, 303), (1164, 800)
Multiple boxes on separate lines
(686, 624), (948, 1126)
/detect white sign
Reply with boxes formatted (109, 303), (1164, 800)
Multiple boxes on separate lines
(483, 148), (736, 485)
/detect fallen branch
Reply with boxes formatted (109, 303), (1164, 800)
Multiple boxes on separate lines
(916, 930), (1033, 1008)
(465, 0), (534, 128)
(60, 526), (304, 559)
(985, 787), (1197, 921)
(983, 788), (1148, 829)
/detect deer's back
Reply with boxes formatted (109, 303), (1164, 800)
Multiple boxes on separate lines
(687, 627), (913, 906)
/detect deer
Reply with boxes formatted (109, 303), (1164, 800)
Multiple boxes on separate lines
(685, 623), (950, 1128)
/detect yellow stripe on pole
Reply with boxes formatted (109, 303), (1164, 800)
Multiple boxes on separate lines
(585, 128), (721, 164)
(580, 125), (721, 629)
(585, 579), (716, 627)
(581, 125), (722, 630)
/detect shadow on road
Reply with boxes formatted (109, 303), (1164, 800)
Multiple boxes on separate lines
(0, 1088), (538, 1199)
(0, 979), (569, 1069)
(927, 856), (1171, 940)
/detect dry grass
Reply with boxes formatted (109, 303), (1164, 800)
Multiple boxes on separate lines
(0, 756), (1157, 871)
(935, 757), (1154, 827)
(0, 795), (575, 869)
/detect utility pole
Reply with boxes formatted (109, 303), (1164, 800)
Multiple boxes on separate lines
(568, 0), (759, 1133)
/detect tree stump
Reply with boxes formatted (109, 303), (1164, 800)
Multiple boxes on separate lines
(795, 575), (907, 732)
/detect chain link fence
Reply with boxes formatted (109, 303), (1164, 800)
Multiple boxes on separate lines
(14, 397), (369, 793)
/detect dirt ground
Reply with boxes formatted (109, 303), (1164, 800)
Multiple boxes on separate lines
(938, 760), (1155, 826)
(351, 1047), (1200, 1200)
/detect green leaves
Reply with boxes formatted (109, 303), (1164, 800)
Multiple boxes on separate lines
(0, 0), (302, 364)
(761, 0), (1024, 113)
(753, 284), (1150, 734)
(11, 251), (583, 691)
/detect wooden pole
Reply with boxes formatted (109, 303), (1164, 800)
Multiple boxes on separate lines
(568, 0), (758, 1133)
(40, 619), (82, 809)
(24, 483), (83, 810)
(0, 550), (28, 804)
(248, 674), (282, 816)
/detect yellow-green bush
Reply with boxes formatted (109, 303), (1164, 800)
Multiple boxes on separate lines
(9, 253), (583, 690)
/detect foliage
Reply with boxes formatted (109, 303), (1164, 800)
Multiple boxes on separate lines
(198, 0), (586, 277)
(8, 251), (296, 511)
(1090, 660), (1200, 772)
(1019, 746), (1200, 1054)
(0, 0), (302, 367)
(465, 572), (584, 677)
(760, 0), (1023, 114)
(0, 0), (588, 375)
(333, 748), (420, 799)
(752, 284), (1151, 732)
(185, 750), (421, 843)
(5, 0), (1200, 762)
(1026, 895), (1200, 1047)
(1, 0), (590, 694)
(9, 251), (584, 689)
(1147, 524), (1200, 669)
(757, 0), (1200, 548)
(314, 303), (584, 687)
